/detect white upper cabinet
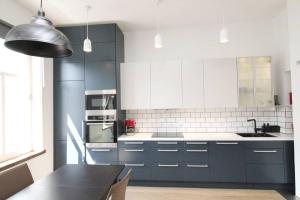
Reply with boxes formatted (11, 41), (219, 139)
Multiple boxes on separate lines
(150, 61), (182, 109)
(120, 62), (151, 109)
(182, 60), (204, 108)
(237, 56), (273, 107)
(204, 58), (238, 108)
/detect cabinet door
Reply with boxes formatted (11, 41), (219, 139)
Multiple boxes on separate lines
(54, 81), (85, 141)
(120, 62), (151, 109)
(210, 142), (245, 182)
(54, 140), (85, 170)
(150, 61), (182, 109)
(204, 58), (238, 108)
(182, 60), (204, 108)
(85, 61), (116, 90)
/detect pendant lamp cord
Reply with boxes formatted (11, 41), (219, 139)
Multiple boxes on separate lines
(155, 0), (160, 34)
(41, 0), (43, 9)
(86, 6), (90, 39)
(38, 0), (45, 16)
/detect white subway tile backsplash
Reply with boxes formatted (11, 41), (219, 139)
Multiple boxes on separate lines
(126, 106), (293, 134)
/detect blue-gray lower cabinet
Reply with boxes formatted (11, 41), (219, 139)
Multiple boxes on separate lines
(210, 141), (246, 182)
(117, 140), (294, 185)
(86, 147), (118, 165)
(118, 141), (151, 180)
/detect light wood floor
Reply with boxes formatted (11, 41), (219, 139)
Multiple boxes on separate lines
(125, 186), (285, 200)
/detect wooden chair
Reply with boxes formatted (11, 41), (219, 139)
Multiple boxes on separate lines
(0, 163), (34, 199)
(106, 168), (132, 200)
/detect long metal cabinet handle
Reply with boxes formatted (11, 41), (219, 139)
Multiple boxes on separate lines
(158, 164), (179, 167)
(186, 142), (207, 145)
(124, 149), (144, 152)
(157, 142), (178, 145)
(91, 149), (111, 152)
(216, 142), (239, 145)
(125, 163), (145, 167)
(124, 142), (144, 145)
(157, 149), (178, 152)
(96, 163), (112, 166)
(187, 164), (208, 168)
(253, 150), (278, 153)
(186, 149), (208, 152)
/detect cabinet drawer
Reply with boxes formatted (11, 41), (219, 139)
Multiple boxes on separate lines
(244, 142), (284, 149)
(86, 148), (118, 163)
(246, 148), (283, 164)
(183, 149), (208, 163)
(118, 141), (149, 148)
(246, 164), (285, 183)
(119, 148), (149, 162)
(184, 162), (210, 182)
(152, 148), (182, 162)
(151, 141), (184, 149)
(185, 141), (208, 150)
(119, 162), (151, 181)
(152, 163), (184, 181)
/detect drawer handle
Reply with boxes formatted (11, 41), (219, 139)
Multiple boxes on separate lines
(124, 142), (144, 145)
(91, 149), (111, 152)
(124, 149), (144, 152)
(216, 142), (238, 145)
(157, 142), (178, 145)
(96, 163), (112, 166)
(158, 164), (179, 167)
(186, 149), (208, 152)
(186, 142), (207, 145)
(253, 150), (278, 153)
(187, 164), (208, 168)
(157, 149), (178, 152)
(125, 163), (145, 167)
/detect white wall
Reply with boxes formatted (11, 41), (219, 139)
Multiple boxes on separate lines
(0, 0), (53, 180)
(124, 20), (276, 62)
(287, 0), (300, 196)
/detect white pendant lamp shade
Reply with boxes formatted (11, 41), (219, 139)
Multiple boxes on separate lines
(84, 38), (92, 52)
(83, 5), (92, 52)
(219, 27), (229, 43)
(154, 33), (163, 48)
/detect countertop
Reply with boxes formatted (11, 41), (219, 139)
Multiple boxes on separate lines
(118, 132), (294, 141)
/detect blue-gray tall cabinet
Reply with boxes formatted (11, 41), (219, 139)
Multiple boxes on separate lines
(54, 24), (125, 169)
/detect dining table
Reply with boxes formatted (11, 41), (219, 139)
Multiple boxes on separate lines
(8, 164), (125, 200)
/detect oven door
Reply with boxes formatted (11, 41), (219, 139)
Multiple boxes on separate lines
(85, 122), (116, 143)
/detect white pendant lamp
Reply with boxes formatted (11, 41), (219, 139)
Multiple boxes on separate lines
(83, 5), (92, 52)
(219, 3), (229, 44)
(154, 0), (163, 48)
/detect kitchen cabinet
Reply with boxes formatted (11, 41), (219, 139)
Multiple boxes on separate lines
(85, 61), (116, 90)
(204, 58), (238, 108)
(182, 60), (204, 108)
(210, 141), (246, 182)
(54, 81), (85, 141)
(150, 61), (182, 109)
(118, 141), (151, 180)
(54, 140), (85, 169)
(237, 56), (273, 107)
(86, 147), (118, 165)
(120, 62), (151, 109)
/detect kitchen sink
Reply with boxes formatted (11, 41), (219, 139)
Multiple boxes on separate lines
(236, 133), (276, 137)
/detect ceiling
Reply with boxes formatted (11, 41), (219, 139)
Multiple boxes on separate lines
(15, 0), (286, 31)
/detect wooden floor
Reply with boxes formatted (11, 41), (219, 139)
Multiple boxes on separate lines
(125, 186), (285, 200)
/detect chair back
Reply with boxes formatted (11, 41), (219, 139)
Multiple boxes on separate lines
(106, 169), (132, 200)
(0, 163), (34, 199)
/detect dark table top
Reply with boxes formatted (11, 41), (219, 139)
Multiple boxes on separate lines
(8, 164), (124, 200)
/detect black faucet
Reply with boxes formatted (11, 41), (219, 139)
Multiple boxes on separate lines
(247, 119), (261, 134)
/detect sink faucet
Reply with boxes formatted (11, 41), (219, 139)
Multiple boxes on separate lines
(247, 119), (261, 134)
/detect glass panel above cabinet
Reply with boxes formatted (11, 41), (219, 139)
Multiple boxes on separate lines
(237, 56), (273, 107)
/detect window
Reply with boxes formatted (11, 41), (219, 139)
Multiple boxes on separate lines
(0, 38), (44, 163)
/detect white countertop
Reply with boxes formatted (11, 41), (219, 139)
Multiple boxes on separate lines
(118, 132), (294, 141)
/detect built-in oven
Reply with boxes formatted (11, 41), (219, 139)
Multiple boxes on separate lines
(85, 90), (116, 111)
(85, 121), (117, 147)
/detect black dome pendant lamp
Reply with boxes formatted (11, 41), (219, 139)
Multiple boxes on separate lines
(4, 0), (73, 58)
